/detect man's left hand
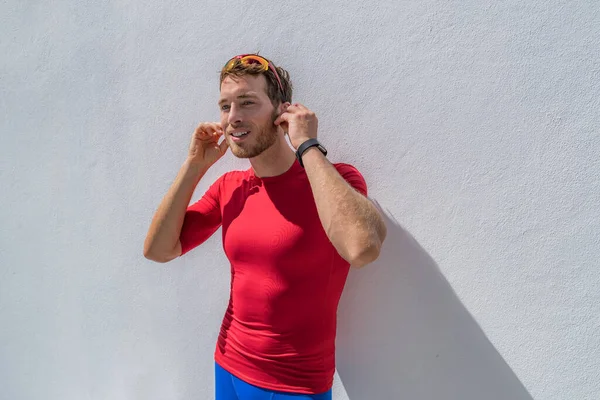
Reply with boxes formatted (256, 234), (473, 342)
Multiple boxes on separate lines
(274, 103), (318, 149)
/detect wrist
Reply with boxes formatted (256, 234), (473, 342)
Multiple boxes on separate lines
(300, 146), (324, 164)
(295, 138), (327, 168)
(183, 158), (209, 178)
(293, 137), (314, 150)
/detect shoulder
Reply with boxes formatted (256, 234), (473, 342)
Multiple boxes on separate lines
(205, 168), (254, 199)
(333, 162), (368, 196)
(214, 168), (253, 186)
(333, 162), (362, 174)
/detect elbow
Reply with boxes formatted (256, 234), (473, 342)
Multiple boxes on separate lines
(143, 242), (178, 264)
(348, 240), (383, 268)
(143, 246), (163, 263)
(144, 250), (174, 263)
(143, 240), (157, 261)
(348, 225), (387, 268)
(143, 249), (160, 263)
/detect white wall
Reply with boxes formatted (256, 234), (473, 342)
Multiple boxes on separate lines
(1, 1), (599, 399)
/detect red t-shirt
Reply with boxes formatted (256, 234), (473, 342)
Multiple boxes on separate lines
(179, 159), (368, 394)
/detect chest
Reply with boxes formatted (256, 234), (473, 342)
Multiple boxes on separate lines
(220, 178), (333, 269)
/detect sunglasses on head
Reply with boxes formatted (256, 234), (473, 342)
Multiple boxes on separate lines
(223, 54), (284, 95)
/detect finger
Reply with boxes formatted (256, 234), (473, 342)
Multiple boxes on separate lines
(196, 122), (215, 132)
(207, 124), (223, 136)
(197, 132), (219, 143)
(196, 122), (222, 135)
(211, 123), (224, 133)
(274, 112), (290, 126)
(196, 124), (223, 141)
(290, 103), (308, 111)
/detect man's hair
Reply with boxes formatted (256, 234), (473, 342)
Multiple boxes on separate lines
(220, 54), (293, 105)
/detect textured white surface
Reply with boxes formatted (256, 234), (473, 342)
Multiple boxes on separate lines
(1, 1), (599, 399)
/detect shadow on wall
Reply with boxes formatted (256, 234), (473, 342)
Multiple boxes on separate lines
(335, 203), (533, 400)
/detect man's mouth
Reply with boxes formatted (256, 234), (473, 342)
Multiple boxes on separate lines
(230, 130), (250, 141)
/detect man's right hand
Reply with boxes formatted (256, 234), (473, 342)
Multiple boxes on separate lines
(188, 122), (229, 168)
(144, 122), (228, 263)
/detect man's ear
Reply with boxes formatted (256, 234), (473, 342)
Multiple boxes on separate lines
(274, 102), (291, 122)
(274, 102), (291, 135)
(280, 102), (291, 113)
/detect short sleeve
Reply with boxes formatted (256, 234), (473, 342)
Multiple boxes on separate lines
(179, 175), (224, 255)
(334, 163), (368, 196)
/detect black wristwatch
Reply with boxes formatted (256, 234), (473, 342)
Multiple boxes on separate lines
(296, 139), (327, 168)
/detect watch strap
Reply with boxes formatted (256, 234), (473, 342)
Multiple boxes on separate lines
(296, 139), (327, 168)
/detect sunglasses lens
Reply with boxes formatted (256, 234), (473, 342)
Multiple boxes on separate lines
(241, 56), (268, 69)
(224, 59), (237, 70)
(224, 55), (268, 71)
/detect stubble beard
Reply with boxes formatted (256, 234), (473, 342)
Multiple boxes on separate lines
(229, 110), (279, 159)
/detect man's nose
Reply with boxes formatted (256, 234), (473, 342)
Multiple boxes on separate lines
(227, 103), (243, 126)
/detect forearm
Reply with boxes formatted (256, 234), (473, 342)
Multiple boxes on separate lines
(302, 148), (387, 267)
(143, 159), (208, 262)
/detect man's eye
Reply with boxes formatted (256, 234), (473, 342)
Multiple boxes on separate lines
(242, 101), (254, 106)
(220, 105), (230, 111)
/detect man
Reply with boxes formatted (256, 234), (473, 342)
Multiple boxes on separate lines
(143, 54), (387, 400)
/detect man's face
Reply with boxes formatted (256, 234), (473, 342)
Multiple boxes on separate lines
(219, 74), (280, 159)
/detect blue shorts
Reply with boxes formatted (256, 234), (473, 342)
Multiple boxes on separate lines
(215, 362), (333, 400)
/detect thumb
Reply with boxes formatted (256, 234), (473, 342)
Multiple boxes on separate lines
(219, 137), (229, 155)
(274, 112), (288, 126)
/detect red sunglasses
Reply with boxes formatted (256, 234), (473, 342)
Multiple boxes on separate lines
(223, 54), (284, 95)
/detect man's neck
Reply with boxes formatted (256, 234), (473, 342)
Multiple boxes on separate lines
(249, 140), (296, 178)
